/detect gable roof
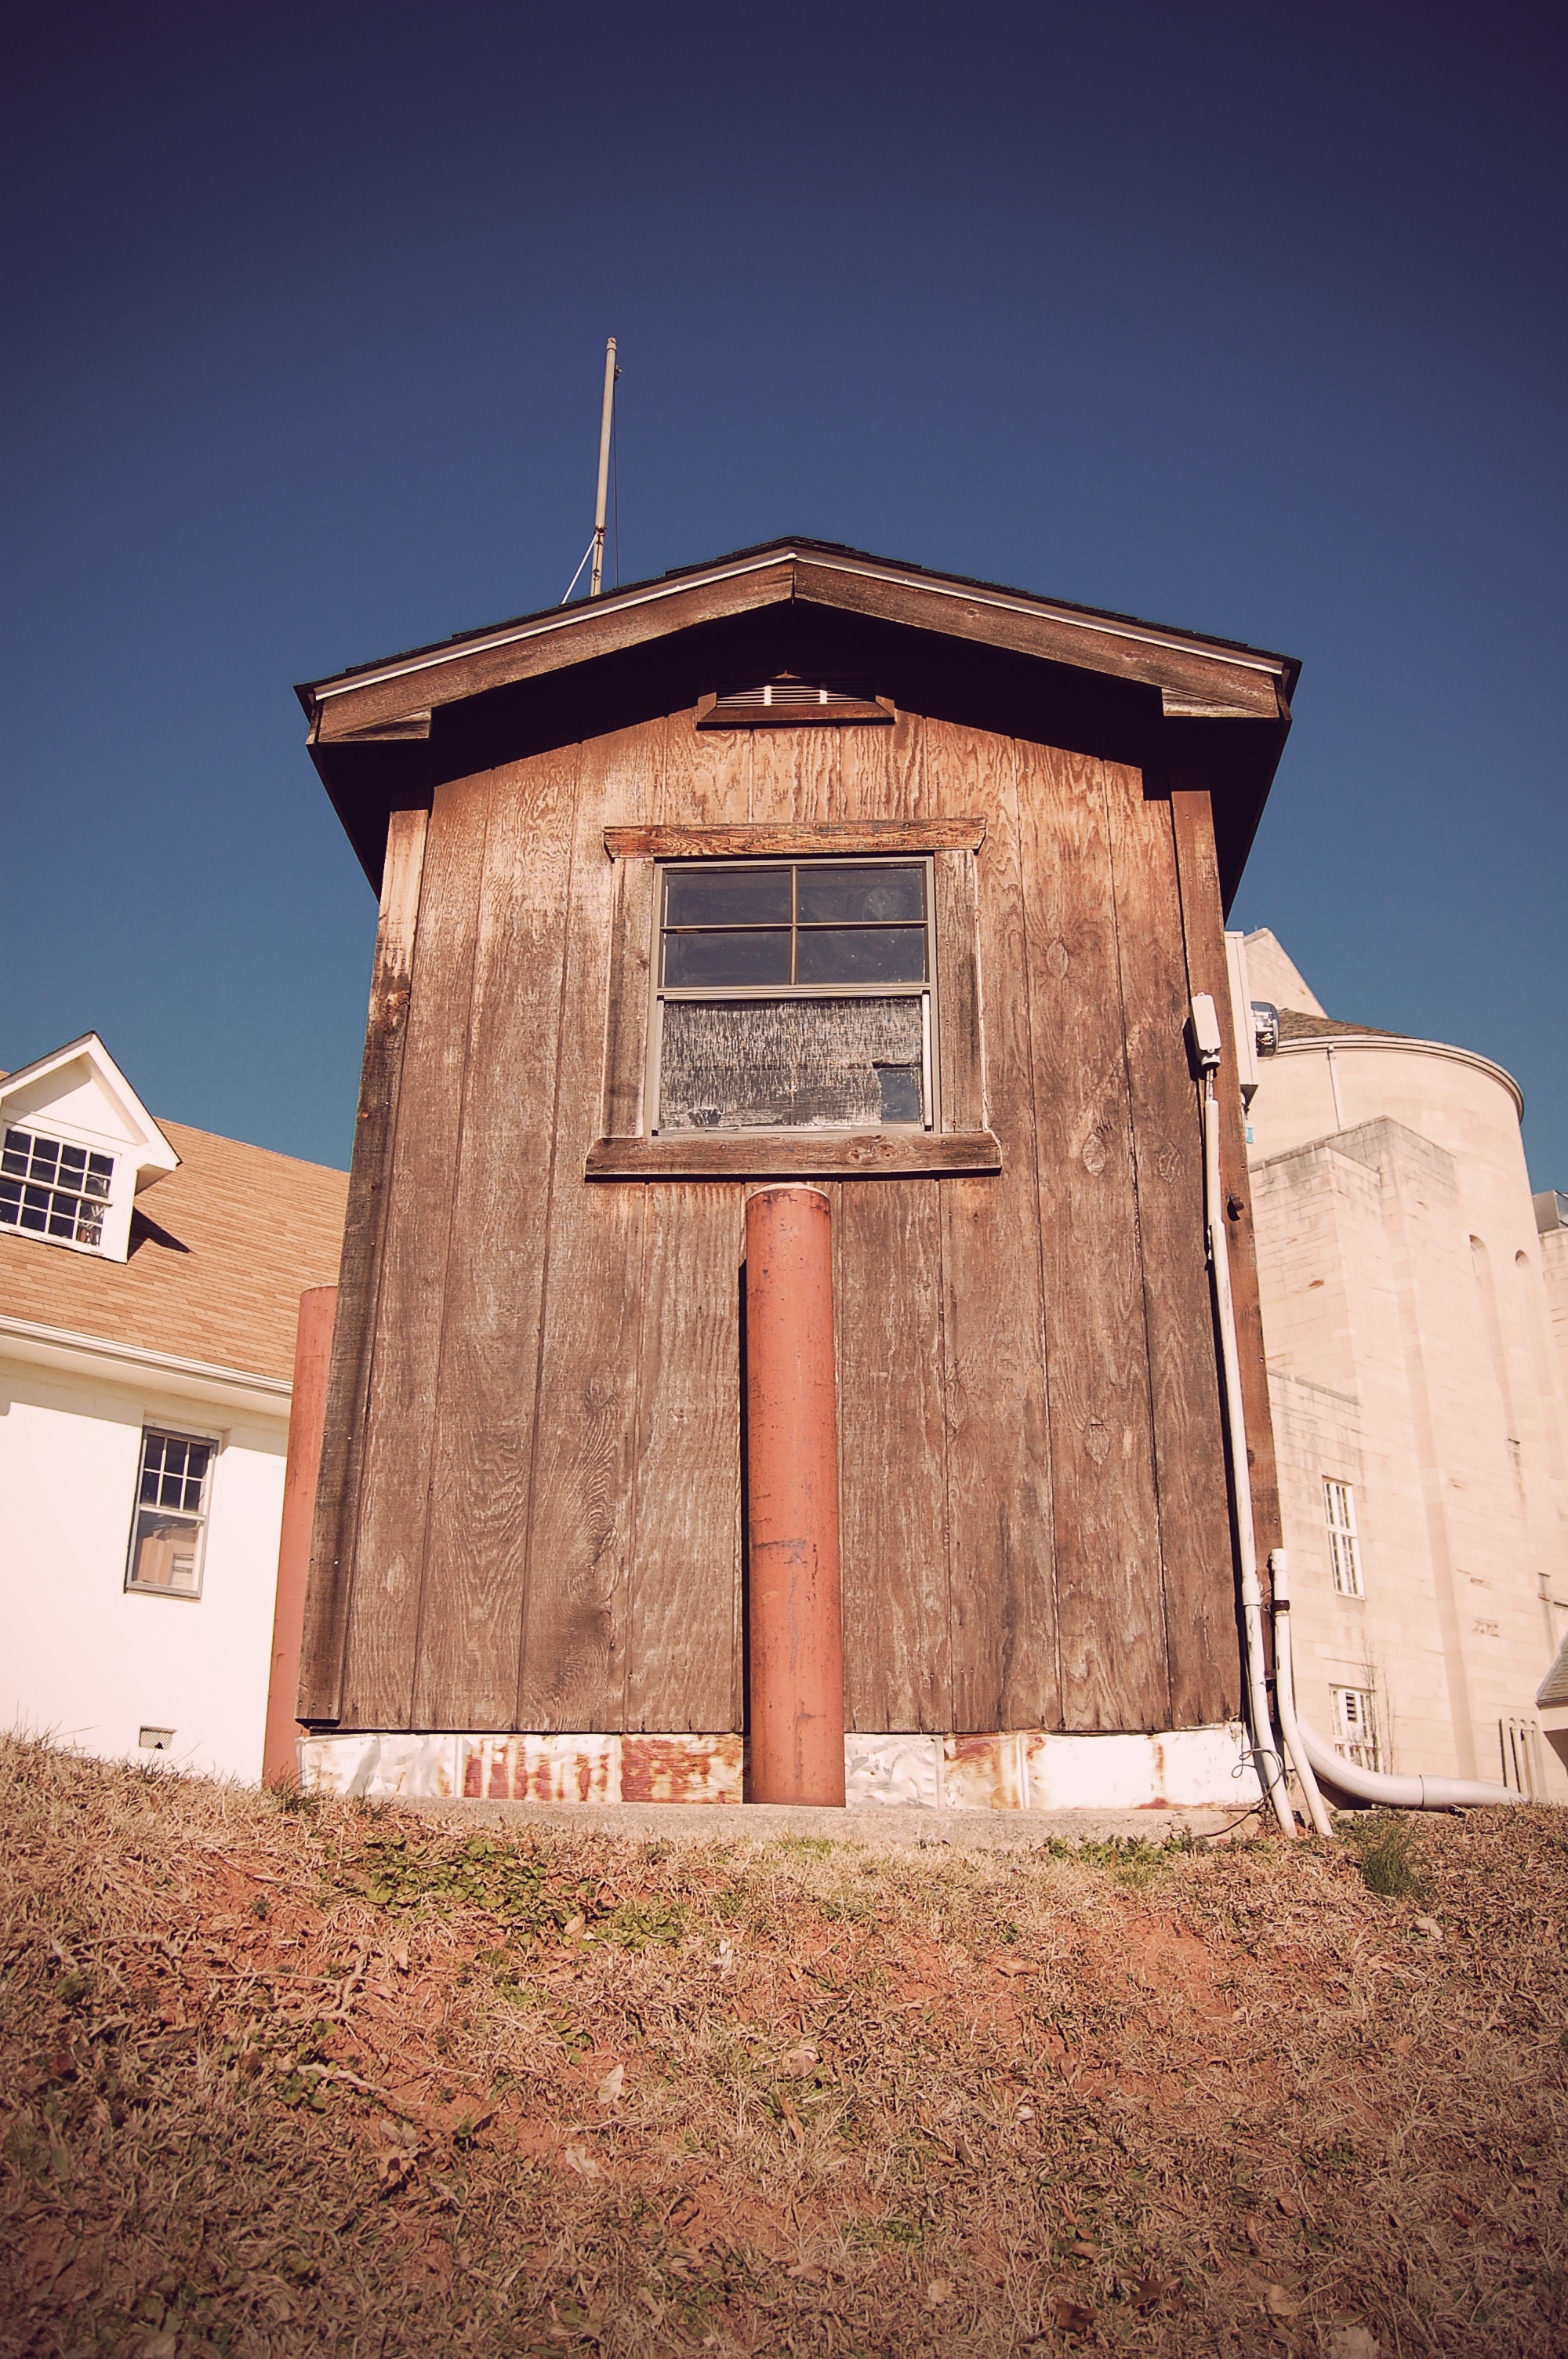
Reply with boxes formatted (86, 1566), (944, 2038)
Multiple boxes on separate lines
(298, 536), (1298, 910)
(0, 1033), (180, 1191)
(0, 1114), (347, 1384)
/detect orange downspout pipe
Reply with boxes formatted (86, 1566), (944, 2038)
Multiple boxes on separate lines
(745, 1185), (845, 1805)
(262, 1284), (336, 1787)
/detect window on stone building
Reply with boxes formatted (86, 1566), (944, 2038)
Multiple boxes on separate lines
(1330, 1684), (1380, 1771)
(1323, 1478), (1363, 1598)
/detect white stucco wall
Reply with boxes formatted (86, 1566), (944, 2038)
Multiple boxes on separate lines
(0, 1352), (287, 1782)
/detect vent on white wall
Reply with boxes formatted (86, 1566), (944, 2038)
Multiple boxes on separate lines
(138, 1727), (174, 1750)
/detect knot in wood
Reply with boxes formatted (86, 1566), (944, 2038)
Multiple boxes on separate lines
(1045, 940), (1070, 980)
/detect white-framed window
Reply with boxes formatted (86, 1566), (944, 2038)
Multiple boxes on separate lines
(1324, 1478), (1363, 1597)
(1330, 1684), (1380, 1772)
(125, 1428), (216, 1599)
(2, 1126), (114, 1249)
(648, 857), (938, 1136)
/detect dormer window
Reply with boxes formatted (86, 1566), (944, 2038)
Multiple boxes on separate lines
(2, 1127), (114, 1248)
(0, 1032), (179, 1261)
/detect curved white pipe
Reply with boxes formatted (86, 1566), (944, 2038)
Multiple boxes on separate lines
(1268, 1553), (1335, 1838)
(1200, 1069), (1296, 1836)
(1294, 1712), (1522, 1810)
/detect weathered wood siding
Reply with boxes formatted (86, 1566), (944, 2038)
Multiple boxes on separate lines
(303, 709), (1246, 1735)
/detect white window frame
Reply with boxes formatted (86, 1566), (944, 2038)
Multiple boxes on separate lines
(1330, 1684), (1380, 1771)
(646, 854), (939, 1139)
(125, 1426), (219, 1601)
(1323, 1478), (1363, 1598)
(2, 1124), (116, 1254)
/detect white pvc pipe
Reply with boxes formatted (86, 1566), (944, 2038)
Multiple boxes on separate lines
(1268, 1553), (1335, 1838)
(1294, 1713), (1522, 1810)
(1201, 1070), (1297, 1837)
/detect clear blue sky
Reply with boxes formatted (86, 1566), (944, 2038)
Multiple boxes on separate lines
(5, 4), (1564, 1184)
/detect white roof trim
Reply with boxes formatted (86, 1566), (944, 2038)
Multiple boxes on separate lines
(0, 1033), (180, 1181)
(0, 1311), (290, 1401)
(310, 545), (1290, 706)
(1274, 1032), (1524, 1120)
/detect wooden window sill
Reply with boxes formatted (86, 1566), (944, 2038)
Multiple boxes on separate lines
(585, 1129), (1002, 1180)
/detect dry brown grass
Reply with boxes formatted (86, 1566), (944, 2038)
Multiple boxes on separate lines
(1, 1736), (1565, 2357)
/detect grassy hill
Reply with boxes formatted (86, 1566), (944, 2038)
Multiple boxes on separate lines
(2, 1737), (1565, 2355)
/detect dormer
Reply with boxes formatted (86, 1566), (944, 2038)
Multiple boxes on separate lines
(0, 1034), (180, 1264)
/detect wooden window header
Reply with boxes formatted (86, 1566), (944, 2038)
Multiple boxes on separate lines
(604, 820), (986, 861)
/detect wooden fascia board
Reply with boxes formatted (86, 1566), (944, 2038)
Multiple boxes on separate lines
(307, 547), (1290, 741)
(312, 559), (798, 742)
(787, 555), (1284, 718)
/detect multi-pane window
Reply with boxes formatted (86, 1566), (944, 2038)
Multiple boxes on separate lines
(1330, 1685), (1380, 1772)
(2, 1127), (113, 1248)
(1324, 1478), (1363, 1597)
(125, 1429), (215, 1598)
(650, 860), (936, 1134)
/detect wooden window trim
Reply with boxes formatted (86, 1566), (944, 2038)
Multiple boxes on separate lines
(604, 820), (985, 860)
(591, 829), (996, 1181)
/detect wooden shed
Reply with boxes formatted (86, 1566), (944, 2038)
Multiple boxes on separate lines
(292, 539), (1298, 1804)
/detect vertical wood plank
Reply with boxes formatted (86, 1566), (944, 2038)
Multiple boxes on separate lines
(518, 720), (662, 1728)
(1170, 780), (1284, 1578)
(836, 1180), (949, 1728)
(930, 719), (1059, 1730)
(617, 715), (750, 1727)
(748, 725), (840, 825)
(835, 719), (949, 1731)
(934, 851), (982, 1132)
(679, 713), (753, 824)
(625, 1180), (744, 1728)
(411, 747), (579, 1728)
(1105, 772), (1240, 1726)
(339, 776), (491, 1727)
(299, 807), (427, 1722)
(1018, 741), (1170, 1732)
(601, 856), (655, 1139)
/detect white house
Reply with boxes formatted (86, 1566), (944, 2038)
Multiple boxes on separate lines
(1, 1035), (347, 1781)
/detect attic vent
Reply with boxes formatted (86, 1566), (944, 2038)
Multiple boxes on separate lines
(699, 675), (892, 729)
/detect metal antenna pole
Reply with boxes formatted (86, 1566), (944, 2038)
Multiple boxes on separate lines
(590, 336), (618, 598)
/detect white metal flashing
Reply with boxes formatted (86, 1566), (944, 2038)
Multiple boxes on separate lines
(1273, 1033), (1524, 1120)
(309, 546), (1289, 707)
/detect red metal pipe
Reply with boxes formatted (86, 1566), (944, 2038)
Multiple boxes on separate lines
(262, 1284), (336, 1787)
(745, 1185), (845, 1805)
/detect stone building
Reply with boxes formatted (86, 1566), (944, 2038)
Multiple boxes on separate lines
(1239, 934), (1568, 1799)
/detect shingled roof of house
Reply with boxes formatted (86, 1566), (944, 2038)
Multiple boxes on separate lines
(0, 1118), (347, 1384)
(1276, 1008), (1414, 1044)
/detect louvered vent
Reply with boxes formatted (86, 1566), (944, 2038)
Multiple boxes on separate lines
(699, 674), (891, 728)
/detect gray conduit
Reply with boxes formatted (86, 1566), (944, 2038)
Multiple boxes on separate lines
(1192, 1003), (1297, 1837)
(1267, 1553), (1334, 1837)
